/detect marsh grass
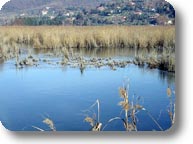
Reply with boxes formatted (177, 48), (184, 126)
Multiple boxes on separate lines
(167, 87), (175, 125)
(83, 79), (166, 131)
(32, 118), (56, 131)
(43, 118), (56, 131)
(102, 79), (145, 131)
(115, 80), (164, 131)
(0, 43), (19, 61)
(0, 26), (175, 50)
(134, 48), (175, 72)
(84, 99), (102, 131)
(0, 26), (175, 72)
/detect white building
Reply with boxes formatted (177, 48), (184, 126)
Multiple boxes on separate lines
(42, 10), (48, 16)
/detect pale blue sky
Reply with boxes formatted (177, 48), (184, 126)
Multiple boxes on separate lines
(0, 0), (9, 10)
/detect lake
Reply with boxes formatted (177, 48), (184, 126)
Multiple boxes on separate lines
(0, 48), (175, 131)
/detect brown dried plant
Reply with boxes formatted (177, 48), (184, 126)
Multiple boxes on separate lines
(167, 87), (175, 125)
(32, 117), (56, 131)
(103, 80), (140, 131)
(102, 79), (163, 131)
(43, 118), (56, 131)
(167, 87), (172, 97)
(84, 99), (102, 131)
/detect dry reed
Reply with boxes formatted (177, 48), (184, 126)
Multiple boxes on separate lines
(0, 26), (175, 72)
(32, 118), (56, 131)
(167, 87), (175, 125)
(102, 79), (164, 131)
(84, 99), (102, 131)
(0, 26), (175, 50)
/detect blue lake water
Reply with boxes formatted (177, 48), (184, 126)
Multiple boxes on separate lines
(0, 59), (175, 131)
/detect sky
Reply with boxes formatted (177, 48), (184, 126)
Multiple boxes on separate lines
(0, 0), (9, 10)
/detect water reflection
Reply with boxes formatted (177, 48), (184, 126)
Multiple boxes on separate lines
(158, 70), (175, 86)
(33, 47), (136, 59)
(0, 61), (4, 72)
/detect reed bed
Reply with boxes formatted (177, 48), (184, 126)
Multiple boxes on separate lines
(0, 26), (175, 50)
(0, 26), (175, 72)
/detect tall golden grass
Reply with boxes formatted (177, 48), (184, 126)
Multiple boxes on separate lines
(0, 26), (175, 72)
(0, 26), (175, 49)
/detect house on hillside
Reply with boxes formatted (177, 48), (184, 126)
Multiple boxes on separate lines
(129, 2), (136, 6)
(134, 11), (143, 15)
(20, 13), (25, 17)
(167, 20), (173, 25)
(97, 6), (105, 11)
(42, 10), (48, 16)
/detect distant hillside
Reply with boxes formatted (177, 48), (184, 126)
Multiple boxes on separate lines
(0, 0), (175, 26)
(1, 0), (111, 12)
